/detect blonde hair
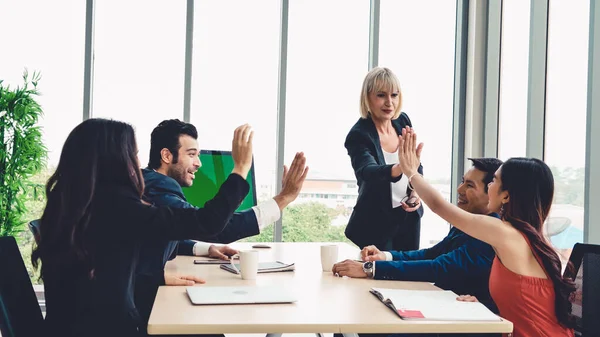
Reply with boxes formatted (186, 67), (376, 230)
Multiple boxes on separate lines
(359, 67), (402, 119)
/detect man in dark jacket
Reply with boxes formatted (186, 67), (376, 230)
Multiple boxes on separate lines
(332, 158), (503, 315)
(135, 120), (308, 336)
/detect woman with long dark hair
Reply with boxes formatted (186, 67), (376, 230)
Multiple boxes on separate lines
(32, 118), (254, 337)
(397, 128), (575, 337)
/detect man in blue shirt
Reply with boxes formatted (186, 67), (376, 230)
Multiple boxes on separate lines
(333, 158), (503, 314)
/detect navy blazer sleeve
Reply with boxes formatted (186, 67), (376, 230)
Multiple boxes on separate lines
(389, 231), (451, 261)
(389, 248), (427, 261)
(374, 238), (495, 284)
(175, 210), (260, 256)
(113, 174), (248, 241)
(148, 184), (260, 258)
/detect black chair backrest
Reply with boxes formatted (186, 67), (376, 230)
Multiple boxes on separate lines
(564, 243), (600, 337)
(28, 220), (41, 244)
(0, 236), (44, 337)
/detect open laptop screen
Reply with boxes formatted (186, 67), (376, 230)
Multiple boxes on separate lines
(182, 150), (257, 211)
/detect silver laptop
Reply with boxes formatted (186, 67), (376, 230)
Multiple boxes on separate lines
(186, 285), (297, 305)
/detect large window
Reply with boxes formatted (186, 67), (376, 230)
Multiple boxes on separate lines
(92, 1), (186, 167)
(0, 0), (84, 167)
(379, 0), (457, 248)
(0, 0), (85, 281)
(282, 0), (369, 243)
(544, 0), (589, 264)
(190, 0), (281, 242)
(498, 0), (531, 161)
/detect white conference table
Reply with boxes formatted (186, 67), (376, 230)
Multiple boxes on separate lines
(148, 242), (513, 335)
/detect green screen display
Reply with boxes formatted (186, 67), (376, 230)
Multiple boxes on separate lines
(181, 150), (256, 211)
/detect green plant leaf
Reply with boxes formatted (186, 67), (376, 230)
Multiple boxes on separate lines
(0, 69), (47, 238)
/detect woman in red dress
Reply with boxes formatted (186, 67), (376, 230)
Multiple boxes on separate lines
(397, 128), (575, 337)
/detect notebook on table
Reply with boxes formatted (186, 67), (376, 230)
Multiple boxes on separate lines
(370, 288), (501, 321)
(186, 285), (297, 305)
(220, 261), (295, 274)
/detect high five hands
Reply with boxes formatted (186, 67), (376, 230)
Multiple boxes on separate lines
(397, 127), (424, 179)
(231, 124), (254, 179)
(274, 152), (309, 211)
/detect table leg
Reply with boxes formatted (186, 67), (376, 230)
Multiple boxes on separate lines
(342, 334), (359, 337)
(265, 334), (282, 337)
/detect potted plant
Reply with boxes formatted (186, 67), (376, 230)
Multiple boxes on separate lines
(0, 70), (47, 238)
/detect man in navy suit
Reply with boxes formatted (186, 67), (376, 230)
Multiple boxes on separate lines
(332, 158), (503, 315)
(135, 119), (307, 336)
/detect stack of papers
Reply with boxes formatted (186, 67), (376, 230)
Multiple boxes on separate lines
(370, 288), (501, 321)
(220, 261), (295, 274)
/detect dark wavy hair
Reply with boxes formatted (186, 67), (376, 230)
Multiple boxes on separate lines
(32, 118), (144, 279)
(500, 157), (576, 328)
(147, 119), (198, 169)
(468, 157), (503, 193)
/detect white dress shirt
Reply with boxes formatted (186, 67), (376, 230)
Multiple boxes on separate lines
(382, 149), (410, 208)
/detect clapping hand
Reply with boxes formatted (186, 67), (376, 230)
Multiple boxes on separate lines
(397, 127), (424, 178)
(274, 152), (309, 210)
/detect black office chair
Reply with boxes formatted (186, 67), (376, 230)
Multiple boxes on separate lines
(28, 219), (41, 244)
(564, 243), (600, 337)
(0, 236), (45, 337)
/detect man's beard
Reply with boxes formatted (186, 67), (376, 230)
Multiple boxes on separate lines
(167, 165), (191, 187)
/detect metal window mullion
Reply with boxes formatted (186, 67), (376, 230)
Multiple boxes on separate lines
(82, 0), (95, 120)
(465, 0), (487, 160)
(274, 0), (289, 243)
(483, 0), (502, 158)
(585, 0), (600, 244)
(450, 0), (470, 204)
(368, 0), (380, 70)
(526, 0), (549, 160)
(183, 0), (194, 123)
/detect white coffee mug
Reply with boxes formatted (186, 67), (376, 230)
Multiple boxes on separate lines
(230, 250), (259, 280)
(320, 244), (338, 272)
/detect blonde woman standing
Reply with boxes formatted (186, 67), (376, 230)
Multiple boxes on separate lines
(344, 67), (424, 251)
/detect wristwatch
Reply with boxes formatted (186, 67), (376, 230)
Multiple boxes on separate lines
(362, 261), (374, 278)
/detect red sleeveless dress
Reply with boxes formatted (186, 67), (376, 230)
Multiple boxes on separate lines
(488, 235), (574, 337)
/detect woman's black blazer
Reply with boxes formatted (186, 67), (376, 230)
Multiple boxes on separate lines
(41, 174), (249, 337)
(344, 113), (424, 249)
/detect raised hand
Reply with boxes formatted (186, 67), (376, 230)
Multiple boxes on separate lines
(361, 245), (386, 261)
(397, 127), (424, 178)
(231, 124), (254, 178)
(274, 152), (309, 210)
